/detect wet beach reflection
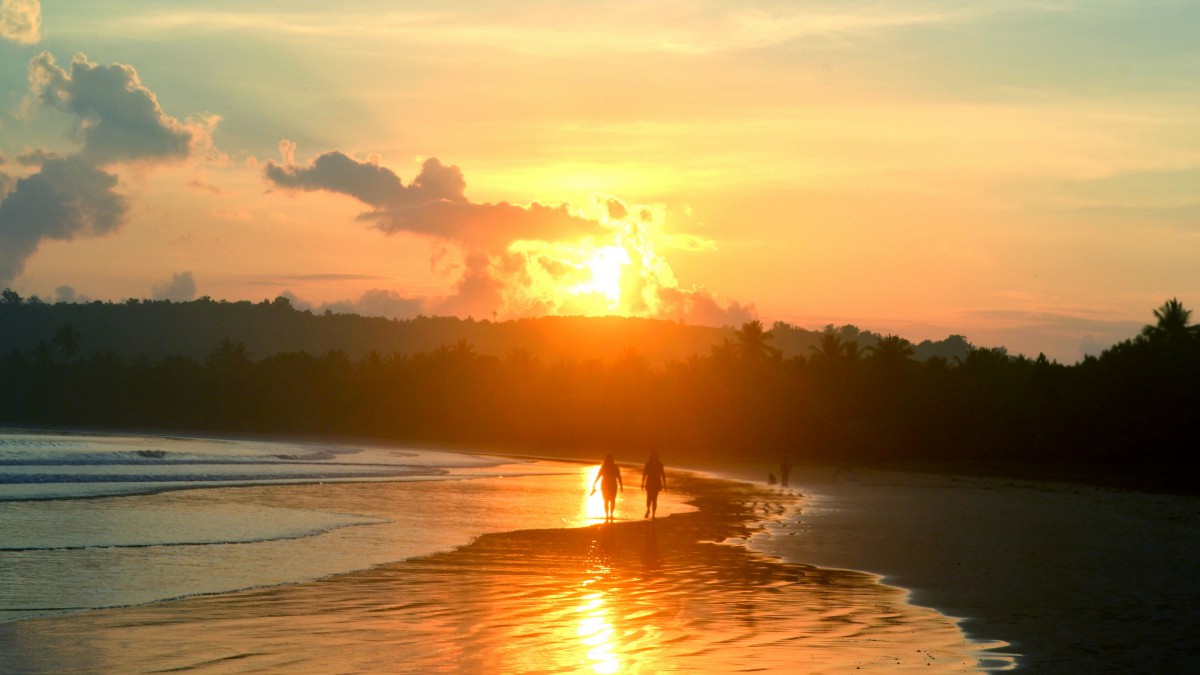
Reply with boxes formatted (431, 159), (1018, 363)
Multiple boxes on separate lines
(1, 472), (1007, 673)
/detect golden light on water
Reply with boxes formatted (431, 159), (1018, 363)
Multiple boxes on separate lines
(576, 588), (620, 674)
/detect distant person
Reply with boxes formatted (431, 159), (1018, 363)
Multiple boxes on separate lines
(641, 450), (667, 519)
(780, 457), (793, 487)
(767, 471), (777, 486)
(591, 454), (624, 522)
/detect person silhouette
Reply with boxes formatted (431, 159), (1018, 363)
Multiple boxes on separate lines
(591, 454), (624, 522)
(641, 450), (667, 519)
(780, 457), (793, 487)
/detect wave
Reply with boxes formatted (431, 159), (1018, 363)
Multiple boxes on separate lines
(0, 469), (441, 484)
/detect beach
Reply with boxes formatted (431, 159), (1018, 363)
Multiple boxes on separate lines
(3, 432), (1196, 672)
(754, 466), (1200, 673)
(1, 430), (1004, 673)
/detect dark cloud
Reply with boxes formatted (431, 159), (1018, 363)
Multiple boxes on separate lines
(362, 199), (600, 250)
(1, 52), (214, 285)
(1, 0), (41, 45)
(152, 271), (197, 302)
(28, 52), (212, 164)
(265, 152), (465, 209)
(0, 155), (127, 283)
(264, 148), (602, 249)
(16, 149), (63, 166)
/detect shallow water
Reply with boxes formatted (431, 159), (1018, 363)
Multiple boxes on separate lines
(0, 431), (693, 623)
(0, 432), (1009, 672)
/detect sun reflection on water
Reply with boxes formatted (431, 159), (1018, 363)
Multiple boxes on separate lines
(577, 585), (620, 674)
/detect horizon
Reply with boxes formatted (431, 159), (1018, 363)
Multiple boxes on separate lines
(1, 2), (1196, 365)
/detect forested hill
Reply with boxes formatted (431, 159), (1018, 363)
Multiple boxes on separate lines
(0, 293), (973, 364)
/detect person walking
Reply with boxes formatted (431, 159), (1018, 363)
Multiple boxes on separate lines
(641, 450), (667, 519)
(591, 454), (624, 522)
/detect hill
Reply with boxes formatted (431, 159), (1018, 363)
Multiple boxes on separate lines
(0, 293), (973, 364)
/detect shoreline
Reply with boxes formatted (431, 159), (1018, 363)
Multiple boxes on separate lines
(0, 454), (1001, 673)
(751, 465), (1200, 673)
(8, 428), (1196, 670)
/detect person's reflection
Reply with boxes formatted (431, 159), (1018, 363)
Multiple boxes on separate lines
(641, 521), (660, 575)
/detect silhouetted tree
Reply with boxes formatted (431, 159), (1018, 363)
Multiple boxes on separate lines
(53, 324), (82, 361)
(867, 335), (914, 364)
(734, 320), (779, 363)
(808, 332), (844, 365)
(1142, 298), (1197, 342)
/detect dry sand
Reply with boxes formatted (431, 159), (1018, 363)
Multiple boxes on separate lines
(0, 471), (994, 674)
(750, 466), (1200, 673)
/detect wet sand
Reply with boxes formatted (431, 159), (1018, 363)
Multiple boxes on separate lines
(753, 466), (1200, 673)
(0, 470), (1000, 674)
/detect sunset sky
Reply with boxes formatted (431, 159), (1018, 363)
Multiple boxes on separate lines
(1, 1), (1196, 362)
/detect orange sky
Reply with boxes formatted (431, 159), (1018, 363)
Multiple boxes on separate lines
(1, 1), (1197, 361)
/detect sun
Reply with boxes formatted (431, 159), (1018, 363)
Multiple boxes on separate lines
(573, 245), (631, 304)
(504, 196), (694, 318)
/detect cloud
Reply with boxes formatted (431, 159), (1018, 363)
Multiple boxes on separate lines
(0, 156), (127, 283)
(16, 149), (63, 166)
(152, 271), (197, 302)
(0, 52), (217, 285)
(28, 52), (216, 164)
(655, 286), (756, 327)
(355, 288), (425, 320)
(282, 287), (425, 321)
(53, 285), (94, 303)
(429, 252), (505, 318)
(262, 145), (749, 326)
(264, 147), (601, 249)
(0, 0), (40, 44)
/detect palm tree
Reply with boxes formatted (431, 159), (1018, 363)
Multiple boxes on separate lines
(867, 335), (915, 365)
(808, 332), (844, 365)
(206, 338), (251, 371)
(1142, 298), (1197, 342)
(734, 320), (779, 362)
(53, 324), (82, 361)
(842, 340), (862, 364)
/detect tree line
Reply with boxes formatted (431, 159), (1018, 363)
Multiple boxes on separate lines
(1, 294), (1196, 491)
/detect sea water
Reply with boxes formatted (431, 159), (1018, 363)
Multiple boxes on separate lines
(0, 429), (655, 623)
